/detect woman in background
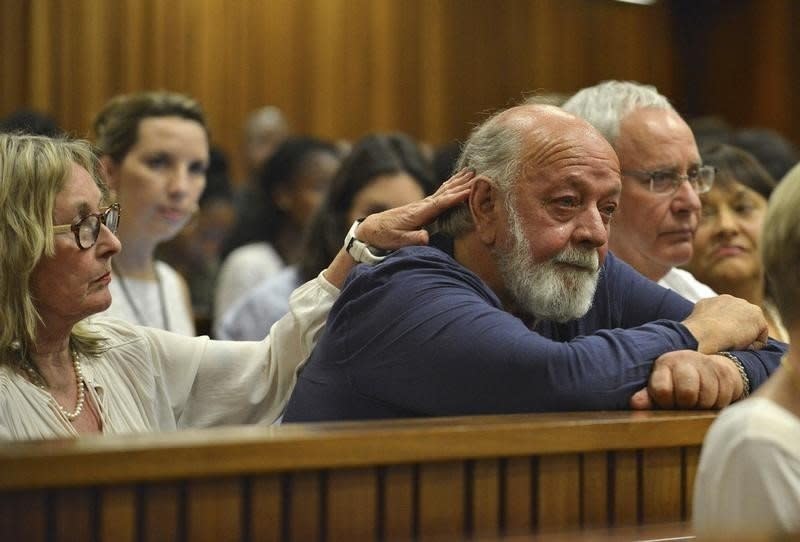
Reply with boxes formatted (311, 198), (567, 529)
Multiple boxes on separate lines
(218, 133), (436, 341)
(94, 91), (209, 335)
(214, 137), (341, 327)
(684, 143), (787, 342)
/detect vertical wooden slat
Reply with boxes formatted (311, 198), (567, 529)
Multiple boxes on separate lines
(326, 468), (377, 542)
(382, 465), (414, 541)
(287, 471), (321, 542)
(417, 0), (448, 142)
(28, 0), (54, 113)
(471, 459), (500, 538)
(0, 490), (47, 542)
(581, 452), (609, 529)
(683, 446), (701, 521)
(418, 461), (465, 540)
(141, 482), (182, 542)
(98, 486), (137, 542)
(369, 0), (399, 131)
(119, 0), (144, 91)
(186, 478), (243, 542)
(52, 487), (94, 542)
(307, 0), (344, 138)
(611, 450), (639, 527)
(641, 448), (682, 523)
(503, 457), (534, 536)
(0, 0), (29, 114)
(537, 453), (581, 532)
(249, 475), (282, 542)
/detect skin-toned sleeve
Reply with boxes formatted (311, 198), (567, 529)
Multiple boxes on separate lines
(145, 272), (339, 427)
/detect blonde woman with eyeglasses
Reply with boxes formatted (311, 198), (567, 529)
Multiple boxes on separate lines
(0, 133), (473, 439)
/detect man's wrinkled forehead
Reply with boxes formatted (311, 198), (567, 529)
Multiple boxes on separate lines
(520, 125), (621, 176)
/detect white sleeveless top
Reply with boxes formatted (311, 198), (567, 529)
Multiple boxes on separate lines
(101, 261), (195, 336)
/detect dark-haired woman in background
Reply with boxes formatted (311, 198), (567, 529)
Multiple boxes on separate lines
(684, 142), (788, 342)
(218, 133), (437, 341)
(214, 137), (340, 330)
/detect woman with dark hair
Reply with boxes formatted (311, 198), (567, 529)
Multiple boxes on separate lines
(218, 133), (437, 341)
(214, 137), (341, 325)
(684, 142), (787, 342)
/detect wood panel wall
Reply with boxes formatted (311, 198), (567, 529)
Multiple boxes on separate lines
(2, 0), (796, 181)
(1, 0), (674, 181)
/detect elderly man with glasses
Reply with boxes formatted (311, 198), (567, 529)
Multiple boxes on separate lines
(563, 81), (717, 302)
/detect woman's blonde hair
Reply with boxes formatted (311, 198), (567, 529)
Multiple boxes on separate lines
(0, 134), (108, 366)
(762, 164), (800, 328)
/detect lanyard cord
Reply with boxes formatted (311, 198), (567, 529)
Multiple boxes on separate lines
(111, 261), (170, 331)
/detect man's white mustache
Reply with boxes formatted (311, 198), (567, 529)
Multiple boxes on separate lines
(552, 247), (599, 272)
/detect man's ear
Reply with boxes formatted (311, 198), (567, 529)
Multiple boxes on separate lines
(469, 176), (502, 246)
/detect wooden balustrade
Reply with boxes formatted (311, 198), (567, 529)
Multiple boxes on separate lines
(0, 410), (715, 541)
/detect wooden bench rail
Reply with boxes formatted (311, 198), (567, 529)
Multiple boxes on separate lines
(0, 411), (714, 490)
(0, 411), (716, 541)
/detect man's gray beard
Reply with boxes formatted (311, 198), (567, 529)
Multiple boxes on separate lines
(497, 201), (600, 323)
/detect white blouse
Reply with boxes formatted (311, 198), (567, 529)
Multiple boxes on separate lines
(0, 273), (338, 440)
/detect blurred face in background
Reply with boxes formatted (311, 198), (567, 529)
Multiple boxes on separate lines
(274, 150), (341, 229)
(103, 116), (209, 245)
(346, 172), (426, 224)
(244, 111), (289, 175)
(685, 180), (768, 292)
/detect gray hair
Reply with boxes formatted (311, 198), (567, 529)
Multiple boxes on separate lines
(562, 80), (674, 145)
(436, 109), (528, 236)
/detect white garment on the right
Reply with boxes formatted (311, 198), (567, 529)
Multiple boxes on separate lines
(657, 267), (716, 302)
(693, 397), (800, 536)
(214, 242), (285, 336)
(218, 266), (301, 341)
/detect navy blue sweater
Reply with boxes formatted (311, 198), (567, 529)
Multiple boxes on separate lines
(284, 237), (784, 422)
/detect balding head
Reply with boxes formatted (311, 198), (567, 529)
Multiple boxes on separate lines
(437, 104), (618, 236)
(244, 106), (290, 175)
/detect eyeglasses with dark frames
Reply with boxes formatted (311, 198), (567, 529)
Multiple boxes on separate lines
(622, 165), (715, 195)
(52, 203), (121, 249)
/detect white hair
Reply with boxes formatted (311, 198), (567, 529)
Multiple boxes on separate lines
(562, 80), (674, 145)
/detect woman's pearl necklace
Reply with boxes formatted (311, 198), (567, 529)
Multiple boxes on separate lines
(24, 350), (85, 421)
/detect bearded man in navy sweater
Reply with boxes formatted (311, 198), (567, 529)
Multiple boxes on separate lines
(284, 104), (783, 422)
